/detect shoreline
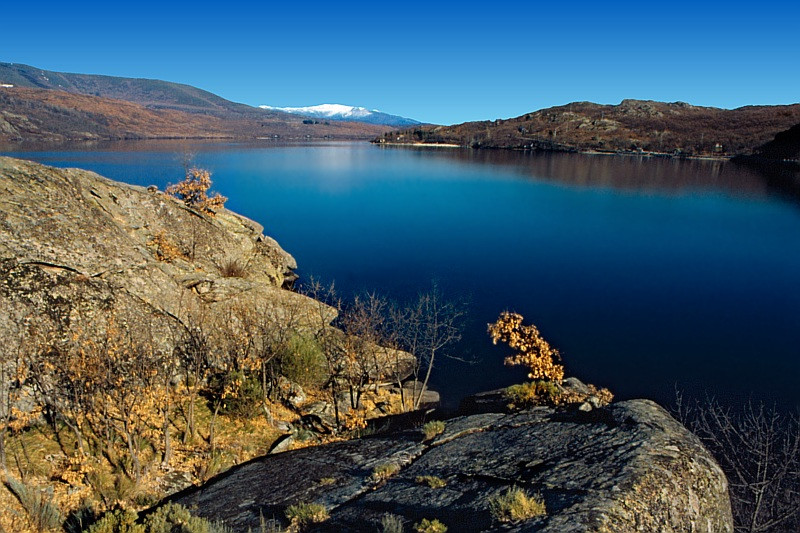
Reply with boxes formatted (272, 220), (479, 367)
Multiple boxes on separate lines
(375, 141), (733, 160)
(376, 141), (462, 148)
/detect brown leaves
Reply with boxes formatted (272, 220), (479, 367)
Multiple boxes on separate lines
(147, 231), (186, 262)
(488, 312), (564, 383)
(165, 168), (226, 215)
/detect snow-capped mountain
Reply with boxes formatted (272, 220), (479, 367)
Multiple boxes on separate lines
(260, 104), (421, 127)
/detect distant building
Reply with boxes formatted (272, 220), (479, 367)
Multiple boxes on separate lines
(0, 83), (14, 88)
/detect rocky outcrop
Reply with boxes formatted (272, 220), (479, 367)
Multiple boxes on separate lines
(0, 157), (417, 422)
(0, 156), (327, 391)
(168, 400), (733, 532)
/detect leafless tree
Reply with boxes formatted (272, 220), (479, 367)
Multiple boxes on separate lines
(173, 304), (212, 445)
(337, 293), (389, 409)
(302, 279), (345, 428)
(676, 392), (800, 533)
(393, 283), (465, 410)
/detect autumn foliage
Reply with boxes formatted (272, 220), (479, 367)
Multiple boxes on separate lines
(488, 312), (564, 383)
(166, 168), (226, 215)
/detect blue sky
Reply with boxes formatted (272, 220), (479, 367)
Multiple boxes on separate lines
(3, 0), (798, 124)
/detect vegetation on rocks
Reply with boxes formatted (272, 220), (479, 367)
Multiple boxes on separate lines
(412, 518), (447, 533)
(489, 312), (612, 408)
(421, 420), (445, 441)
(166, 168), (227, 215)
(371, 462), (401, 482)
(85, 502), (228, 533)
(488, 486), (546, 523)
(0, 158), (458, 532)
(284, 502), (328, 529)
(415, 475), (446, 489)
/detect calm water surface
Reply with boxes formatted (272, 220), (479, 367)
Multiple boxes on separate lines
(3, 141), (799, 409)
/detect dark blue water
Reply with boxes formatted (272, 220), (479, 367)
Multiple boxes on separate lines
(3, 141), (799, 409)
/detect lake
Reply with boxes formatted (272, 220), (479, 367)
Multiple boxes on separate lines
(3, 141), (799, 409)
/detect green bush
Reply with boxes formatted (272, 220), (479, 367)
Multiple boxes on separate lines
(86, 509), (143, 533)
(86, 503), (230, 533)
(280, 334), (327, 388)
(504, 380), (561, 408)
(284, 502), (329, 529)
(371, 462), (401, 481)
(144, 502), (230, 533)
(421, 420), (445, 441)
(413, 518), (447, 533)
(415, 475), (447, 488)
(207, 370), (263, 419)
(488, 486), (546, 522)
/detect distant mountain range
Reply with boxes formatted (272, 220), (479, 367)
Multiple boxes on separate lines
(376, 99), (800, 158)
(260, 103), (421, 127)
(0, 62), (391, 142)
(3, 61), (799, 160)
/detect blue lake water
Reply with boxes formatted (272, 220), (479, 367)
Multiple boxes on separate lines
(3, 141), (799, 409)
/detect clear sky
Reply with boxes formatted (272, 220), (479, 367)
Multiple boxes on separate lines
(3, 0), (798, 125)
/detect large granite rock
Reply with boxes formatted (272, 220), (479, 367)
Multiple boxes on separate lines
(169, 400), (733, 532)
(0, 157), (329, 368)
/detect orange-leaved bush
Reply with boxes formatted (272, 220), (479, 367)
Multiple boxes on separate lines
(488, 311), (564, 383)
(166, 167), (227, 215)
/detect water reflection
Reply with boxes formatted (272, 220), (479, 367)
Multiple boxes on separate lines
(3, 139), (796, 203)
(380, 145), (793, 200)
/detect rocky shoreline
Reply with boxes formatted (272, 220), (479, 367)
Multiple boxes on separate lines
(168, 391), (733, 532)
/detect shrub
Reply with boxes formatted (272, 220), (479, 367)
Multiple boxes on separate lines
(372, 462), (401, 481)
(504, 380), (561, 408)
(86, 469), (139, 507)
(381, 513), (404, 533)
(415, 475), (447, 488)
(5, 476), (64, 532)
(413, 518), (447, 533)
(219, 259), (246, 278)
(166, 168), (227, 215)
(488, 312), (564, 382)
(284, 502), (329, 529)
(87, 503), (230, 533)
(280, 334), (327, 388)
(144, 502), (231, 533)
(197, 450), (231, 483)
(422, 420), (445, 440)
(207, 370), (263, 419)
(488, 486), (546, 523)
(148, 231), (186, 262)
(86, 509), (143, 533)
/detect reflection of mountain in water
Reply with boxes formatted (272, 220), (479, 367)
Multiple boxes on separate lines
(400, 146), (800, 203)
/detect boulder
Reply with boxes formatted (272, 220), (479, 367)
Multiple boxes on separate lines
(167, 400), (733, 532)
(276, 377), (307, 409)
(0, 157), (333, 382)
(399, 381), (440, 409)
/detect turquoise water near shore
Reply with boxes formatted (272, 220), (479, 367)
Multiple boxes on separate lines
(3, 141), (799, 408)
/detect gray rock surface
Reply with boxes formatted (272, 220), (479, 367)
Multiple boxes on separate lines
(169, 400), (733, 532)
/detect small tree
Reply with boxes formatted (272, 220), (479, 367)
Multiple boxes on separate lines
(488, 312), (564, 383)
(395, 284), (465, 410)
(166, 168), (226, 215)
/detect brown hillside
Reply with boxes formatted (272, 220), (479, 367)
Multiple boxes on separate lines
(0, 87), (388, 142)
(377, 100), (800, 157)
